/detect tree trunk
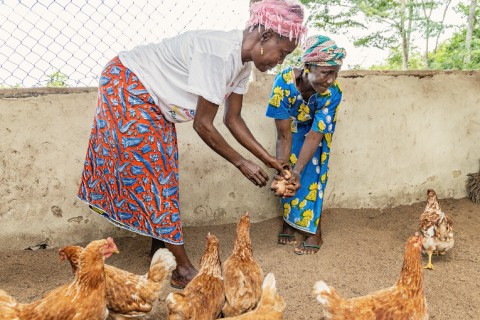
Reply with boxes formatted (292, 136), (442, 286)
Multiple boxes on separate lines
(400, 0), (409, 70)
(434, 0), (453, 53)
(465, 0), (478, 66)
(407, 0), (413, 55)
(420, 0), (434, 69)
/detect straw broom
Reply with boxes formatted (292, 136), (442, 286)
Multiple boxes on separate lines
(466, 160), (480, 203)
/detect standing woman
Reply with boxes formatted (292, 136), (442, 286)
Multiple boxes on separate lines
(267, 35), (346, 255)
(77, 0), (307, 289)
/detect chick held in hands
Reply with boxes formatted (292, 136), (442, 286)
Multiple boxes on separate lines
(270, 169), (300, 197)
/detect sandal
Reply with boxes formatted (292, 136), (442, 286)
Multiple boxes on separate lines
(278, 233), (297, 245)
(170, 278), (186, 290)
(294, 241), (321, 255)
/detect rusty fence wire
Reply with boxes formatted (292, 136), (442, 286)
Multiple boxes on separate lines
(0, 0), (249, 88)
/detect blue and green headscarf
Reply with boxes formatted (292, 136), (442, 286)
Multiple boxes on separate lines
(301, 35), (346, 66)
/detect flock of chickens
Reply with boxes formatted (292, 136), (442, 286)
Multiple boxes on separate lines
(314, 188), (454, 320)
(0, 189), (454, 320)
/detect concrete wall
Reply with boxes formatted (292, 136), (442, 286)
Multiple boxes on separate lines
(1, 71), (479, 250)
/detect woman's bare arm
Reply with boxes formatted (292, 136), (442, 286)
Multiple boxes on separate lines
(224, 92), (288, 176)
(193, 95), (269, 187)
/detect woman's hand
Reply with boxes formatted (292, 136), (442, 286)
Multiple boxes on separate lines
(270, 169), (300, 198)
(268, 156), (292, 179)
(285, 171), (301, 196)
(237, 159), (269, 187)
(270, 174), (287, 196)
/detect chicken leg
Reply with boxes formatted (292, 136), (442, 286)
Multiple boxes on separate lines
(424, 251), (435, 270)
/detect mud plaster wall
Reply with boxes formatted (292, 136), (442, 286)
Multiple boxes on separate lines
(1, 71), (479, 250)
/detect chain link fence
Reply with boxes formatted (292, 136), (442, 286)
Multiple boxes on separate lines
(1, 0), (249, 88)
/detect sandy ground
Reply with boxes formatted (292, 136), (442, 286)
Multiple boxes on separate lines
(0, 197), (479, 319)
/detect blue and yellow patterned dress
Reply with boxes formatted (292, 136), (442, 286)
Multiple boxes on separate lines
(266, 67), (342, 234)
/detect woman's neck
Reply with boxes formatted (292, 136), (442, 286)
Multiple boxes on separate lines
(241, 29), (256, 64)
(295, 68), (314, 100)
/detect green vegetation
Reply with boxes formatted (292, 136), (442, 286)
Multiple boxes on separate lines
(429, 3), (480, 69)
(0, 84), (21, 89)
(301, 0), (479, 70)
(46, 71), (69, 87)
(273, 46), (303, 74)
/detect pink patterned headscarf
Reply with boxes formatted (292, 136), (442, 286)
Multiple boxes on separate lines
(246, 0), (307, 42)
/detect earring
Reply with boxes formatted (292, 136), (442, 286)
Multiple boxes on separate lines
(305, 68), (309, 74)
(260, 46), (264, 55)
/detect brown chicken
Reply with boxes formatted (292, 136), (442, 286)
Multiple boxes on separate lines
(166, 233), (225, 320)
(419, 189), (454, 270)
(270, 170), (293, 197)
(0, 238), (118, 320)
(223, 273), (286, 320)
(222, 212), (263, 317)
(59, 245), (176, 319)
(313, 235), (428, 320)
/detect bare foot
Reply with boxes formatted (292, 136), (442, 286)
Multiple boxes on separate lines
(278, 222), (297, 245)
(294, 234), (323, 255)
(170, 265), (198, 289)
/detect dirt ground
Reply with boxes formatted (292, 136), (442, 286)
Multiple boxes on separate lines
(0, 197), (479, 319)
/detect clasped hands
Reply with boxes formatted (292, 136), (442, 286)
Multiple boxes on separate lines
(270, 166), (301, 198)
(236, 157), (300, 197)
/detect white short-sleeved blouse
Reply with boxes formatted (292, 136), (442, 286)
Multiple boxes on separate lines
(119, 29), (252, 123)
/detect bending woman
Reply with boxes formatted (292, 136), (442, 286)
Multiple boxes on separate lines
(266, 35), (346, 255)
(77, 0), (307, 289)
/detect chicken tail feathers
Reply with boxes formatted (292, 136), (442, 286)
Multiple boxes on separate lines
(0, 289), (17, 306)
(148, 248), (177, 282)
(258, 273), (286, 313)
(262, 272), (276, 290)
(150, 248), (176, 269)
(0, 289), (19, 318)
(313, 281), (332, 305)
(313, 280), (344, 312)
